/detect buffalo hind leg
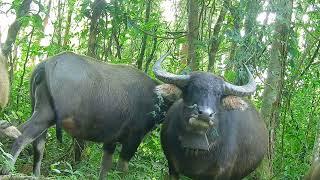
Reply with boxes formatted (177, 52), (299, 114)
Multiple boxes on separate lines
(98, 143), (116, 180)
(0, 75), (54, 175)
(11, 110), (53, 164)
(4, 105), (54, 175)
(118, 133), (144, 172)
(33, 130), (47, 176)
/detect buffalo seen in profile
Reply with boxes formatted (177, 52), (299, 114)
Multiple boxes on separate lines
(153, 53), (268, 179)
(0, 52), (181, 179)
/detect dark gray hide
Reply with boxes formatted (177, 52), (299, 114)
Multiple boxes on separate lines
(154, 53), (268, 179)
(2, 52), (173, 179)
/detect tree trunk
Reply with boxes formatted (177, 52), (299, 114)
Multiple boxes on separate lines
(9, 46), (18, 83)
(0, 0), (32, 107)
(63, 0), (76, 48)
(136, 0), (152, 70)
(1, 0), (32, 59)
(227, 1), (242, 70)
(208, 5), (226, 72)
(311, 116), (320, 163)
(235, 0), (260, 85)
(40, 0), (52, 59)
(112, 28), (122, 60)
(43, 0), (52, 28)
(304, 120), (320, 180)
(198, 0), (205, 42)
(243, 0), (259, 42)
(110, 0), (122, 60)
(144, 30), (157, 73)
(106, 21), (113, 59)
(187, 0), (200, 71)
(102, 12), (109, 61)
(260, 0), (293, 176)
(56, 0), (64, 49)
(87, 0), (106, 58)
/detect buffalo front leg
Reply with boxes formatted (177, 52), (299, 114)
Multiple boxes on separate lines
(33, 130), (47, 176)
(98, 143), (116, 180)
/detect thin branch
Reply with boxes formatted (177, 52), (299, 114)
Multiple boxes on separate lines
(145, 29), (158, 73)
(299, 40), (320, 78)
(16, 28), (34, 111)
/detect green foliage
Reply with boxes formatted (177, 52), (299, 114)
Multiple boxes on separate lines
(0, 142), (14, 173)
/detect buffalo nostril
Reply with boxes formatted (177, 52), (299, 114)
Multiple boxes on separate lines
(197, 107), (215, 119)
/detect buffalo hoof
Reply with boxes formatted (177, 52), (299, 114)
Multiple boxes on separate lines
(117, 158), (129, 173)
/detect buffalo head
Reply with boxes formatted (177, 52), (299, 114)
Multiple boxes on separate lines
(153, 52), (256, 134)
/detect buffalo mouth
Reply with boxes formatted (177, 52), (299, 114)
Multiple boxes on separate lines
(188, 114), (216, 132)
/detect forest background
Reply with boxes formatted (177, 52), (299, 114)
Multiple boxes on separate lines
(0, 0), (319, 179)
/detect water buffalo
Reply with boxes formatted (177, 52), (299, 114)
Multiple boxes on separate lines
(153, 53), (268, 179)
(0, 52), (181, 179)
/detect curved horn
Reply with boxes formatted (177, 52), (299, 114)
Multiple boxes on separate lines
(153, 52), (190, 87)
(224, 65), (256, 96)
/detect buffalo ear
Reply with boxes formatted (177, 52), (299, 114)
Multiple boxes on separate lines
(154, 84), (182, 103)
(221, 96), (249, 111)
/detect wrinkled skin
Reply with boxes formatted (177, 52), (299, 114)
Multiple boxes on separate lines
(154, 56), (268, 179)
(1, 52), (178, 179)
